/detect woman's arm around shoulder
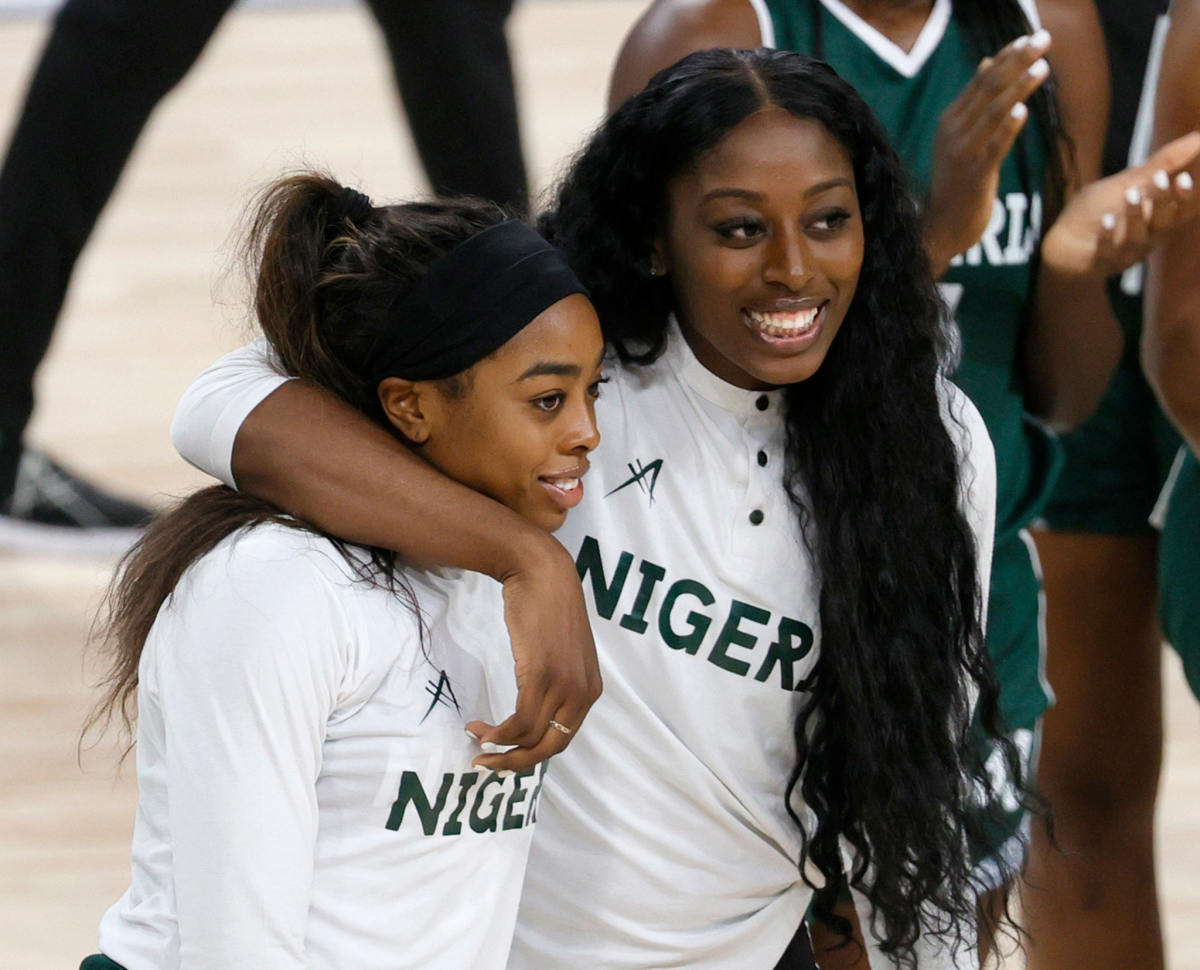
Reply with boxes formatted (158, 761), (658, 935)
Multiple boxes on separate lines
(608, 0), (763, 111)
(170, 345), (601, 771)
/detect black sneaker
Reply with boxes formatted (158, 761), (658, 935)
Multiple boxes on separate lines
(0, 449), (154, 556)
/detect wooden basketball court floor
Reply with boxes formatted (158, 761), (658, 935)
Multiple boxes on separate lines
(0, 2), (1195, 966)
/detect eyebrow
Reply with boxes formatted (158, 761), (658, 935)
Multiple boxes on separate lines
(516, 349), (607, 383)
(518, 361), (580, 381)
(699, 177), (853, 204)
(803, 177), (854, 197)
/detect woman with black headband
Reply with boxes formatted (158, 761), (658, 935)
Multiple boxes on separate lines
(81, 174), (604, 970)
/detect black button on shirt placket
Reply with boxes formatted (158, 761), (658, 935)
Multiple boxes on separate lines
(749, 397), (770, 527)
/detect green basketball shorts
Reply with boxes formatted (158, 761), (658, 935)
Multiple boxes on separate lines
(1043, 338), (1181, 536)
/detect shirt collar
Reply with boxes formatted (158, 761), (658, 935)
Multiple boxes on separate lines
(666, 316), (786, 422)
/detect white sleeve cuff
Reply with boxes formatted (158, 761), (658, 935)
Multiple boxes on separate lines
(170, 337), (289, 489)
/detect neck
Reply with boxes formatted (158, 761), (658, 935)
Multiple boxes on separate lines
(677, 321), (777, 392)
(832, 0), (936, 52)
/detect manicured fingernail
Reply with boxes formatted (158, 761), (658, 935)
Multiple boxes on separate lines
(481, 741), (503, 755)
(1101, 213), (1116, 230)
(1014, 35), (1031, 51)
(1010, 101), (1029, 121)
(465, 728), (481, 741)
(1178, 172), (1195, 191)
(1125, 186), (1142, 206)
(1030, 29), (1052, 48)
(1027, 58), (1050, 79)
(1154, 170), (1171, 191)
(497, 770), (515, 779)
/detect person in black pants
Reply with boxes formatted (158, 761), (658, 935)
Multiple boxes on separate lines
(0, 0), (527, 554)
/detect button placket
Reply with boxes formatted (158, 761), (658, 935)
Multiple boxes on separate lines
(734, 394), (778, 554)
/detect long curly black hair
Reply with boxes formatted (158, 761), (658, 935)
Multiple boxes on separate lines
(541, 47), (1012, 963)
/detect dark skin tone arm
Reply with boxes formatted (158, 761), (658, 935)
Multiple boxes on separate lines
(232, 381), (602, 773)
(1144, 0), (1200, 454)
(1022, 0), (1122, 431)
(1032, 0), (1199, 429)
(609, 0), (1200, 432)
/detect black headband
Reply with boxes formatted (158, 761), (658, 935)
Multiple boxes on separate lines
(367, 220), (589, 383)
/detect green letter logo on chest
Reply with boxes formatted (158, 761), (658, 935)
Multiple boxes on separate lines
(576, 535), (816, 690)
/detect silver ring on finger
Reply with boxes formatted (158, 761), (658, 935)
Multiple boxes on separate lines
(548, 720), (573, 736)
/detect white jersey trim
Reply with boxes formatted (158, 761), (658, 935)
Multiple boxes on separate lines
(1120, 12), (1171, 296)
(1018, 526), (1054, 709)
(747, 0), (776, 47)
(1014, 0), (1043, 32)
(817, 0), (951, 79)
(1151, 445), (1188, 530)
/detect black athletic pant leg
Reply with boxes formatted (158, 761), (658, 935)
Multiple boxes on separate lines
(0, 0), (236, 500)
(773, 922), (818, 970)
(365, 0), (528, 213)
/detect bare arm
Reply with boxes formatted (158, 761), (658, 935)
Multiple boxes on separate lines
(1020, 0), (1123, 431)
(607, 0), (762, 112)
(1028, 0), (1200, 431)
(234, 382), (543, 579)
(230, 381), (602, 771)
(1144, 0), (1200, 453)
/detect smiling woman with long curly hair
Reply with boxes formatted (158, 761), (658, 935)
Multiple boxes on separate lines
(541, 47), (1012, 965)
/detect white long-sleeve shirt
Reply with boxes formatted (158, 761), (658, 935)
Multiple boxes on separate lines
(170, 325), (996, 970)
(98, 524), (540, 970)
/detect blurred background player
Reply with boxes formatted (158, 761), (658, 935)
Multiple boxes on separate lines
(1026, 3), (1194, 970)
(1145, 5), (1200, 704)
(0, 0), (526, 554)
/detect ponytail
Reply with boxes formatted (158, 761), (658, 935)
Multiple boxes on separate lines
(89, 173), (509, 740)
(88, 487), (308, 740)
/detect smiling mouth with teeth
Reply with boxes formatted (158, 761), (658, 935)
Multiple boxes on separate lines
(539, 473), (585, 512)
(744, 305), (823, 339)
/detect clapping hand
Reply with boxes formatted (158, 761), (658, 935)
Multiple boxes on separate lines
(924, 29), (1055, 274)
(1041, 131), (1200, 277)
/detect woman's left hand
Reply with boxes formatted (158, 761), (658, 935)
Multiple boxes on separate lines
(465, 534), (603, 773)
(1041, 131), (1200, 277)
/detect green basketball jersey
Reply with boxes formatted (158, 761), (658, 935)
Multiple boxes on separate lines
(763, 0), (1057, 544)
